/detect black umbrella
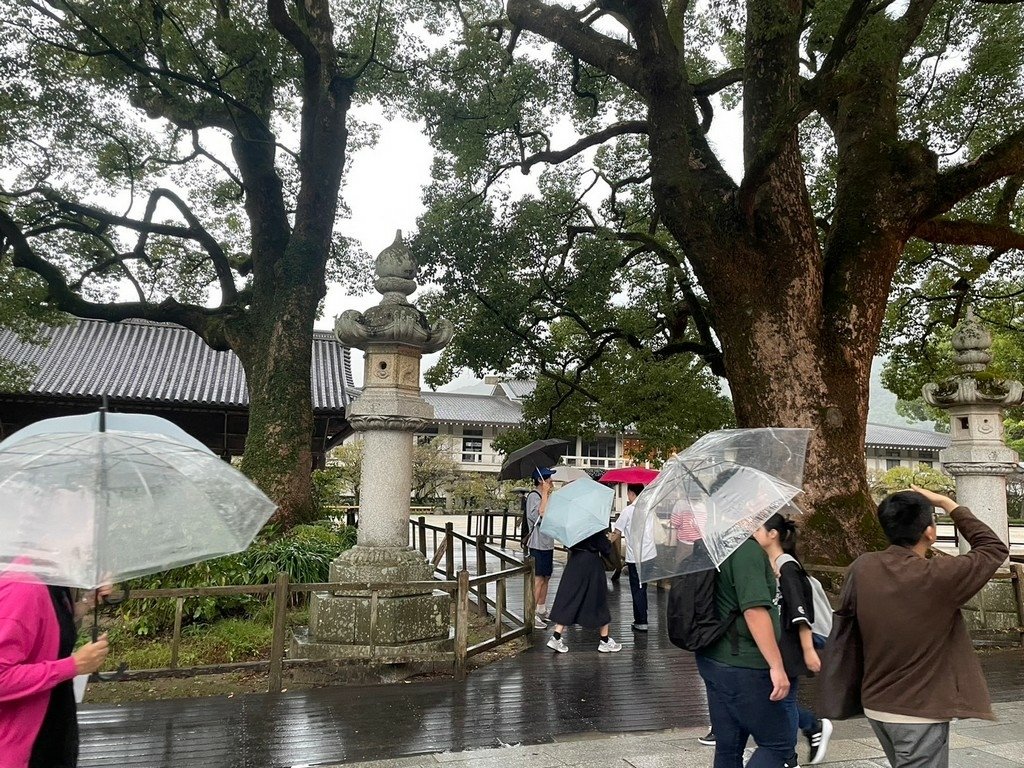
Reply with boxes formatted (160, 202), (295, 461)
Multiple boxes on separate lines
(498, 438), (571, 481)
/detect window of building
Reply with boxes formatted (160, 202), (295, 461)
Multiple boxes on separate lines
(886, 458), (901, 471)
(582, 437), (617, 468)
(462, 428), (483, 463)
(919, 460), (934, 469)
(416, 426), (439, 446)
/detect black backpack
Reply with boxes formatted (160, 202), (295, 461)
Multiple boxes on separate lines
(666, 542), (740, 653)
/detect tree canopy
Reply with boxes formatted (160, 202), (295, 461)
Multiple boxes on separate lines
(410, 0), (1024, 562)
(0, 0), (442, 523)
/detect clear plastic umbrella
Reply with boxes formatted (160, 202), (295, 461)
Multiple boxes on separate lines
(632, 428), (811, 581)
(0, 411), (277, 589)
(539, 476), (615, 548)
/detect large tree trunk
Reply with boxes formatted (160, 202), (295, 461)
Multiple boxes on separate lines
(714, 283), (887, 564)
(233, 278), (322, 527)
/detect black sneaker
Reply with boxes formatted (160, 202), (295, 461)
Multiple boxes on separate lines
(783, 754), (801, 768)
(806, 718), (833, 764)
(697, 729), (715, 746)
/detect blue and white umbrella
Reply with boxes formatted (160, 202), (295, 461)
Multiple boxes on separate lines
(539, 475), (615, 548)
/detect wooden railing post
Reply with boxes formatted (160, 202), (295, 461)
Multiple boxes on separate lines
(524, 556), (536, 636)
(445, 522), (455, 579)
(454, 569), (470, 681)
(418, 515), (427, 556)
(475, 534), (488, 617)
(500, 510), (509, 550)
(466, 509), (473, 537)
(1012, 563), (1024, 649)
(494, 578), (506, 641)
(267, 572), (289, 693)
(170, 597), (184, 669)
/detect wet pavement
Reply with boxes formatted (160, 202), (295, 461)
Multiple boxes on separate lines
(78, 579), (1024, 767)
(78, 546), (1024, 768)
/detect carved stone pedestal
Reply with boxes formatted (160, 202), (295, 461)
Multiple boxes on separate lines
(294, 231), (454, 666)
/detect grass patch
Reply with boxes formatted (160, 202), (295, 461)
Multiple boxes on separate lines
(90, 608), (312, 671)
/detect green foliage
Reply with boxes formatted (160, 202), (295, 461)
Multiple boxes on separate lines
(869, 464), (956, 499)
(311, 468), (347, 517)
(880, 285), (1024, 446)
(447, 472), (501, 510)
(412, 437), (461, 501)
(327, 443), (364, 501)
(0, 265), (72, 390)
(414, 177), (733, 457)
(117, 522), (355, 636)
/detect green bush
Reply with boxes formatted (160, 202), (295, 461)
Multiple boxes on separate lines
(116, 521), (356, 636)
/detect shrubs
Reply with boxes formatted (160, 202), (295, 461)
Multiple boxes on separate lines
(116, 521), (356, 635)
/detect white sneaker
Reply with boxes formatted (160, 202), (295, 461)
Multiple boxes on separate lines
(807, 718), (833, 764)
(547, 636), (568, 653)
(533, 615), (548, 629)
(598, 637), (622, 652)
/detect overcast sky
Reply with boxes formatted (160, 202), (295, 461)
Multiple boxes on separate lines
(328, 101), (746, 390)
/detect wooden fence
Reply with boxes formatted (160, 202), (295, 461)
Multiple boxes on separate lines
(96, 517), (535, 690)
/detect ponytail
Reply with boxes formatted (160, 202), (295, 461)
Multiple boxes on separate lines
(763, 513), (799, 558)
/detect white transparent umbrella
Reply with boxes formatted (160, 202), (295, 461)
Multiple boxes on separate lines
(632, 428), (811, 582)
(0, 411), (277, 589)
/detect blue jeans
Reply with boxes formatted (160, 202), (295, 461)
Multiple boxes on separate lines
(626, 562), (648, 624)
(697, 655), (796, 768)
(784, 676), (817, 738)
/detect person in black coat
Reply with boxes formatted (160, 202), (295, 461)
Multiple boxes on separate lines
(545, 530), (622, 653)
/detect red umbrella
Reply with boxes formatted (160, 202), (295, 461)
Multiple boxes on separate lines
(599, 466), (659, 485)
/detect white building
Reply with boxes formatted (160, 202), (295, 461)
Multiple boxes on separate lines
(417, 379), (952, 475)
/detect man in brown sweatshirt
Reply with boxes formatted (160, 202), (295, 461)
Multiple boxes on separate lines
(845, 485), (1009, 768)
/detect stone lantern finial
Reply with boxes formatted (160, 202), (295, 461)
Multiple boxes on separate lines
(334, 231), (453, 354)
(373, 230), (417, 305)
(951, 307), (993, 373)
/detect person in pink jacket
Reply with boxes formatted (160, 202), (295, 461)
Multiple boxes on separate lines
(0, 566), (109, 768)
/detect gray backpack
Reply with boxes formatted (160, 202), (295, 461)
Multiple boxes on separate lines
(776, 553), (833, 638)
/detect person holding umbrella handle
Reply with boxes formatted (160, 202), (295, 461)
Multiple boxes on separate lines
(0, 570), (111, 768)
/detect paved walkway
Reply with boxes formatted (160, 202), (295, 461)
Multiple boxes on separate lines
(78, 526), (1024, 768)
(78, 571), (1024, 768)
(331, 700), (1024, 768)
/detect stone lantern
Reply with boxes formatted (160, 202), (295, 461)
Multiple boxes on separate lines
(922, 309), (1023, 636)
(922, 309), (1023, 556)
(292, 231), (455, 664)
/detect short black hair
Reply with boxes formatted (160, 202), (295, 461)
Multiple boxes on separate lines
(627, 483), (645, 497)
(877, 491), (934, 547)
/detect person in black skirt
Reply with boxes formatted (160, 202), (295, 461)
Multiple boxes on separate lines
(546, 530), (622, 653)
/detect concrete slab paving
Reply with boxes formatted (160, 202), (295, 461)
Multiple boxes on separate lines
(327, 702), (1024, 768)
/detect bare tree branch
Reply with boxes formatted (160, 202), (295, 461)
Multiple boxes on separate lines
(926, 127), (1024, 218)
(520, 121), (648, 172)
(0, 209), (231, 348)
(914, 218), (1024, 251)
(43, 188), (238, 304)
(507, 0), (646, 95)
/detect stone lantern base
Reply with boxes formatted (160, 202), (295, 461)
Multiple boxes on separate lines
(963, 573), (1022, 641)
(289, 546), (452, 663)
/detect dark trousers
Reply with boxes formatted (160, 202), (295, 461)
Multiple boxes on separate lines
(697, 655), (795, 768)
(783, 676), (817, 738)
(626, 562), (648, 624)
(868, 719), (950, 768)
